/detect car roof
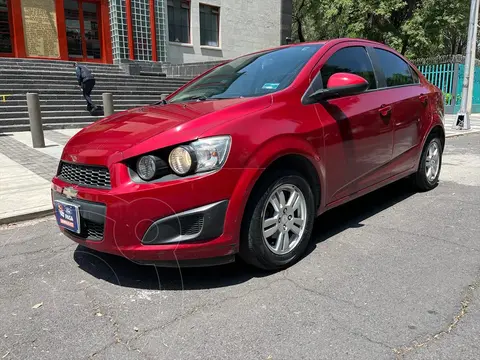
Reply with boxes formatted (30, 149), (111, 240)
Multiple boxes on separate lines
(284, 38), (388, 48)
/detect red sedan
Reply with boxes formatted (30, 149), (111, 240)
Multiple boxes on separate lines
(51, 38), (445, 270)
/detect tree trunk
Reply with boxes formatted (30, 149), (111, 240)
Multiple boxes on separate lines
(297, 18), (305, 42)
(401, 36), (409, 55)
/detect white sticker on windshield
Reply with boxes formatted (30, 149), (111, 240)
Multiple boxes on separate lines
(262, 83), (280, 90)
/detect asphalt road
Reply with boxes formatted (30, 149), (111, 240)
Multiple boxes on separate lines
(1, 134), (480, 360)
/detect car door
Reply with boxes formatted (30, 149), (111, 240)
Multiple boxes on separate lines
(370, 47), (427, 174)
(307, 44), (394, 203)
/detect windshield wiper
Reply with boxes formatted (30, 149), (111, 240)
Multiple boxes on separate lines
(152, 99), (168, 105)
(185, 95), (209, 101)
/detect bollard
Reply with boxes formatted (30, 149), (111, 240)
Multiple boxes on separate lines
(26, 93), (45, 148)
(102, 93), (114, 116)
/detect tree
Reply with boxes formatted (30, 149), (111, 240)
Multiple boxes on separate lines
(292, 0), (471, 59)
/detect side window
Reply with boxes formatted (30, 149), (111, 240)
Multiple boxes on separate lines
(321, 46), (377, 90)
(410, 67), (420, 83)
(374, 48), (414, 87)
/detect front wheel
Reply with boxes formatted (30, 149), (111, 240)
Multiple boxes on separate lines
(413, 136), (443, 191)
(240, 171), (315, 270)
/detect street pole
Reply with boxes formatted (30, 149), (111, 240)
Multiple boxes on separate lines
(466, 0), (480, 120)
(26, 93), (45, 148)
(454, 0), (479, 130)
(102, 93), (114, 116)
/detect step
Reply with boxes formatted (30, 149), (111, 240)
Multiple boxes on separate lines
(0, 78), (189, 86)
(0, 62), (124, 70)
(0, 122), (92, 132)
(0, 74), (193, 83)
(1, 98), (163, 107)
(0, 103), (147, 112)
(1, 115), (106, 125)
(3, 92), (171, 99)
(0, 57), (121, 67)
(0, 87), (181, 94)
(0, 69), (135, 77)
(0, 60), (123, 68)
(0, 108), (134, 119)
(1, 64), (125, 73)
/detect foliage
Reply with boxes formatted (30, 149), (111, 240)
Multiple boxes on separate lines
(292, 0), (471, 59)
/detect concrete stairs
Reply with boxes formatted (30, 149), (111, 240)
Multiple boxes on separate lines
(0, 58), (191, 132)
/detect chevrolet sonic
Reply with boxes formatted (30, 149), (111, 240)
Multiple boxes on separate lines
(51, 38), (445, 270)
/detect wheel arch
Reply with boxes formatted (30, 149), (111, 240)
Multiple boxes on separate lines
(250, 154), (322, 211)
(429, 125), (445, 151)
(415, 124), (445, 170)
(222, 135), (325, 248)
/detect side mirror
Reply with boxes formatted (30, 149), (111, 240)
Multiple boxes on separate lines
(309, 73), (369, 102)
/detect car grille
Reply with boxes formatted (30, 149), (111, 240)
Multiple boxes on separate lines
(58, 162), (111, 189)
(66, 219), (104, 241)
(179, 214), (204, 236)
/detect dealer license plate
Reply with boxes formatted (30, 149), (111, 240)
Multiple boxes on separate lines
(54, 200), (81, 234)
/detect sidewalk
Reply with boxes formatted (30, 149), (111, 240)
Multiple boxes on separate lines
(0, 114), (480, 224)
(444, 114), (480, 137)
(0, 129), (81, 224)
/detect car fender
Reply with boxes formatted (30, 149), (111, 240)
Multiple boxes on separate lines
(415, 101), (445, 170)
(223, 134), (325, 241)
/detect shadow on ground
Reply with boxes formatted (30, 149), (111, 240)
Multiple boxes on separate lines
(74, 178), (417, 290)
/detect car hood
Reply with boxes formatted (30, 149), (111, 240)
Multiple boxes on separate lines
(62, 97), (271, 166)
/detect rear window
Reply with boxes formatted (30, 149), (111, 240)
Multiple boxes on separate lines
(374, 48), (414, 87)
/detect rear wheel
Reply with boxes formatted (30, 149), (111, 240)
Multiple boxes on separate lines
(240, 170), (315, 270)
(413, 136), (443, 191)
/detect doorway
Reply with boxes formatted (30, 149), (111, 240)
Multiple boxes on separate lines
(64, 0), (102, 62)
(0, 0), (13, 56)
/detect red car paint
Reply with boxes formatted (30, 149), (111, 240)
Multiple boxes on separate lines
(51, 38), (444, 264)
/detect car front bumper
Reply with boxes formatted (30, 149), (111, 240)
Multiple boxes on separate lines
(51, 168), (247, 264)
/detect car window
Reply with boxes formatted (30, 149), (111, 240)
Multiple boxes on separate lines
(374, 48), (414, 87)
(410, 67), (420, 83)
(168, 44), (323, 102)
(320, 46), (377, 90)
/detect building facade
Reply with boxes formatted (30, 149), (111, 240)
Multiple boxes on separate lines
(0, 0), (292, 65)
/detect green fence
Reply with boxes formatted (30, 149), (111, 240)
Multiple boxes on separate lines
(417, 57), (480, 114)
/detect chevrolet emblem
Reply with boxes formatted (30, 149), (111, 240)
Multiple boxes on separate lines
(63, 187), (78, 199)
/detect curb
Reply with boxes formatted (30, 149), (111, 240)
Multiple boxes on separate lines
(0, 209), (53, 226)
(446, 130), (480, 138)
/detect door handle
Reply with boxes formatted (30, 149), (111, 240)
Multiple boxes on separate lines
(378, 105), (392, 117)
(419, 94), (428, 105)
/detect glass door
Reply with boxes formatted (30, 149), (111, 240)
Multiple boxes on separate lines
(0, 0), (13, 56)
(64, 0), (102, 61)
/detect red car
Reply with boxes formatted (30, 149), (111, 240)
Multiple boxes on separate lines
(51, 38), (445, 270)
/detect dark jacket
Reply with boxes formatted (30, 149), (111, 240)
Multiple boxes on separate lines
(75, 65), (95, 86)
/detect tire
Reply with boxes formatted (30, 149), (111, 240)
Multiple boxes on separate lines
(240, 170), (316, 270)
(413, 135), (443, 191)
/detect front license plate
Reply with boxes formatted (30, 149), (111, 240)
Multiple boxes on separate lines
(54, 200), (81, 234)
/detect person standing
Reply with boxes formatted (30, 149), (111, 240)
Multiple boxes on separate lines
(74, 62), (96, 112)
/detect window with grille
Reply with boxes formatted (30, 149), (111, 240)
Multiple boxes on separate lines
(167, 0), (190, 43)
(0, 0), (12, 54)
(200, 4), (219, 47)
(131, 0), (152, 61)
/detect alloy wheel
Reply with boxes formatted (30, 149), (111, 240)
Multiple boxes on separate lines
(425, 141), (440, 183)
(261, 184), (307, 255)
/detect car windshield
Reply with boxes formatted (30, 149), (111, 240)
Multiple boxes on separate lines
(168, 44), (323, 103)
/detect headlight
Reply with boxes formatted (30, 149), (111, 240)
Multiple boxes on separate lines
(168, 136), (231, 176)
(136, 155), (164, 181)
(168, 146), (196, 175)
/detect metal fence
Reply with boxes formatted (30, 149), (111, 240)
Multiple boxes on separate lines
(416, 56), (480, 114)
